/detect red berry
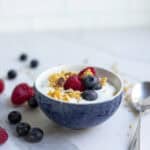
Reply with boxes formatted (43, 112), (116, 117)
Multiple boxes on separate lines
(64, 75), (84, 91)
(78, 67), (96, 78)
(0, 79), (5, 94)
(0, 127), (8, 144)
(11, 83), (35, 105)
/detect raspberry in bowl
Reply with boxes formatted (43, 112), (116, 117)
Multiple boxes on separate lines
(35, 65), (123, 129)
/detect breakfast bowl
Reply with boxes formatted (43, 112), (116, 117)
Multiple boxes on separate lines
(35, 65), (123, 129)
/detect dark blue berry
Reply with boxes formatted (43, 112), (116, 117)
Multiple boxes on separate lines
(7, 70), (17, 80)
(82, 75), (99, 89)
(28, 96), (38, 108)
(19, 53), (27, 61)
(8, 111), (22, 124)
(16, 122), (31, 136)
(30, 59), (39, 68)
(81, 90), (98, 101)
(25, 128), (44, 143)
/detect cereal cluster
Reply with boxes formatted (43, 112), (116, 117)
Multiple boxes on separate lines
(48, 71), (81, 101)
(48, 88), (81, 101)
(48, 71), (76, 87)
(100, 77), (107, 86)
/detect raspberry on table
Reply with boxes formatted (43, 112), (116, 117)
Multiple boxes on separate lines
(11, 83), (35, 105)
(0, 127), (8, 145)
(0, 79), (5, 94)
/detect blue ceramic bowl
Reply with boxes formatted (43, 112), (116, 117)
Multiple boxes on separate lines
(35, 65), (123, 129)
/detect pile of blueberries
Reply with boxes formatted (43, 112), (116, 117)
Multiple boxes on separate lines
(8, 111), (43, 143)
(5, 53), (43, 143)
(7, 53), (39, 80)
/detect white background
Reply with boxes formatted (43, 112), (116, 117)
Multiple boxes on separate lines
(0, 0), (150, 31)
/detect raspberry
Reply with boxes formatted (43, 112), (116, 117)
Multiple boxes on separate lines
(64, 75), (84, 91)
(78, 67), (96, 78)
(11, 83), (35, 105)
(0, 79), (4, 94)
(0, 127), (8, 144)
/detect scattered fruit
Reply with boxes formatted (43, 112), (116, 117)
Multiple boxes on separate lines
(78, 67), (96, 78)
(7, 70), (17, 80)
(82, 75), (99, 90)
(0, 127), (8, 144)
(0, 79), (4, 94)
(28, 96), (38, 108)
(64, 75), (84, 91)
(30, 59), (39, 68)
(16, 122), (31, 136)
(8, 111), (22, 124)
(11, 83), (35, 105)
(25, 128), (44, 143)
(19, 53), (27, 61)
(81, 90), (98, 101)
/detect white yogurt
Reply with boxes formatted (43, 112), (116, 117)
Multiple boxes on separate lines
(68, 83), (116, 103)
(38, 78), (116, 104)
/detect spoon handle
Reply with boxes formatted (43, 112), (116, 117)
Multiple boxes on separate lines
(137, 113), (141, 150)
(129, 114), (141, 150)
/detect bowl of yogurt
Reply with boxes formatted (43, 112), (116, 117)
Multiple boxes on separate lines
(35, 65), (123, 129)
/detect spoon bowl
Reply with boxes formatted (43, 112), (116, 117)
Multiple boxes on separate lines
(131, 82), (150, 112)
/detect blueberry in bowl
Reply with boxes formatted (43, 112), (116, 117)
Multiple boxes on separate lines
(34, 65), (123, 129)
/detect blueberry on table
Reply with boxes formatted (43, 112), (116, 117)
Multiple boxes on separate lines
(81, 90), (98, 101)
(30, 59), (39, 68)
(16, 122), (31, 136)
(19, 53), (27, 61)
(25, 128), (44, 143)
(82, 75), (99, 89)
(28, 96), (38, 108)
(8, 111), (22, 124)
(7, 70), (17, 80)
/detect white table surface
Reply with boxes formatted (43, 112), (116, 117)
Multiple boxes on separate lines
(0, 29), (150, 150)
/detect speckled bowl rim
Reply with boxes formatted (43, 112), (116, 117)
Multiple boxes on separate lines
(35, 65), (123, 105)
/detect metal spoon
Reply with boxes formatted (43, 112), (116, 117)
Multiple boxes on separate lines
(129, 82), (150, 150)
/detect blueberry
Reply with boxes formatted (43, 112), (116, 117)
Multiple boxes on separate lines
(16, 122), (31, 136)
(81, 90), (98, 101)
(25, 128), (44, 143)
(8, 111), (22, 124)
(7, 70), (17, 80)
(19, 53), (27, 61)
(30, 59), (39, 68)
(82, 75), (99, 89)
(28, 96), (38, 108)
